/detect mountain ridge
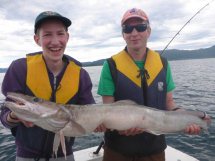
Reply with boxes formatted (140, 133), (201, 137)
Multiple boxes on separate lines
(82, 45), (215, 66)
(1, 45), (215, 72)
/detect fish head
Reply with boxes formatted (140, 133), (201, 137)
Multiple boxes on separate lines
(4, 92), (59, 122)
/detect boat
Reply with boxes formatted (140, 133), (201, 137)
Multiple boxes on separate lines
(74, 145), (199, 161)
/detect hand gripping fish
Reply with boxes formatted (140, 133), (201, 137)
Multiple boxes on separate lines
(4, 92), (211, 159)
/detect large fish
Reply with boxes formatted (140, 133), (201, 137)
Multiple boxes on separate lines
(3, 92), (210, 158)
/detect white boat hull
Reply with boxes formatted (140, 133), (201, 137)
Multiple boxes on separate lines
(74, 145), (199, 161)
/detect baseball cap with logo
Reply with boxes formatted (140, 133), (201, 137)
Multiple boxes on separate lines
(34, 11), (72, 33)
(121, 8), (149, 25)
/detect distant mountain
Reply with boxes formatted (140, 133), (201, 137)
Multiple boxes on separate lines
(159, 45), (215, 61)
(1, 45), (215, 72)
(82, 45), (215, 66)
(82, 59), (106, 67)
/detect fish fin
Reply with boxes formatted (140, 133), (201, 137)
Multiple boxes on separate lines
(58, 105), (86, 134)
(147, 130), (180, 135)
(60, 130), (67, 160)
(112, 100), (138, 105)
(70, 120), (86, 135)
(53, 133), (61, 158)
(146, 130), (162, 135)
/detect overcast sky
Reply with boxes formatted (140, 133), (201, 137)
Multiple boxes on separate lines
(0, 0), (215, 68)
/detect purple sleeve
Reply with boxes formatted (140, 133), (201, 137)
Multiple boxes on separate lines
(0, 58), (27, 128)
(1, 58), (27, 96)
(77, 68), (95, 105)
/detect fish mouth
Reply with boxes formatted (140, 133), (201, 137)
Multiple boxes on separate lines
(6, 92), (26, 106)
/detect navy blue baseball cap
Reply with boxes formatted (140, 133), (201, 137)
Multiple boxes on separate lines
(34, 11), (72, 33)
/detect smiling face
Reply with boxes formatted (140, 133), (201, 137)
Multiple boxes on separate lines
(34, 19), (69, 64)
(122, 18), (151, 52)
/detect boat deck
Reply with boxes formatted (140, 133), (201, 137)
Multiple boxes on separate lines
(74, 145), (199, 161)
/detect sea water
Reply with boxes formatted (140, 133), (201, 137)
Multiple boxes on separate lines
(0, 58), (214, 161)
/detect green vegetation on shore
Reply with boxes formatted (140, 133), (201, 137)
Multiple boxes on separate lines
(1, 45), (215, 72)
(82, 45), (215, 66)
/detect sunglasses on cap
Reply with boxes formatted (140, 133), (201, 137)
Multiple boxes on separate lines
(122, 23), (148, 34)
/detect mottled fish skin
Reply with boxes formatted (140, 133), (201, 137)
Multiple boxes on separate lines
(4, 92), (211, 158)
(4, 92), (210, 136)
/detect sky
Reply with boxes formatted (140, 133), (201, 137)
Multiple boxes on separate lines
(0, 0), (215, 68)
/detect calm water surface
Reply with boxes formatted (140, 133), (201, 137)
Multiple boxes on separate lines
(0, 58), (214, 161)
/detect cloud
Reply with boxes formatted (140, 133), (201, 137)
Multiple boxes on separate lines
(0, 0), (215, 67)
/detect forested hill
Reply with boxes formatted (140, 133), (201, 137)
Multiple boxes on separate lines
(1, 45), (215, 72)
(83, 45), (215, 66)
(160, 45), (215, 60)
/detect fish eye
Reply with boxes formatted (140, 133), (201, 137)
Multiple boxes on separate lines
(33, 97), (42, 102)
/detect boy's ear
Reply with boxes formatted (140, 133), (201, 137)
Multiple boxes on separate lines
(34, 34), (41, 46)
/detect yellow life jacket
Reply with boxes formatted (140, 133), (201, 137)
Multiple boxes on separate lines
(26, 53), (81, 104)
(112, 49), (163, 87)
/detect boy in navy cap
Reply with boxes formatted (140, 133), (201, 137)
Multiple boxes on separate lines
(0, 11), (95, 161)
